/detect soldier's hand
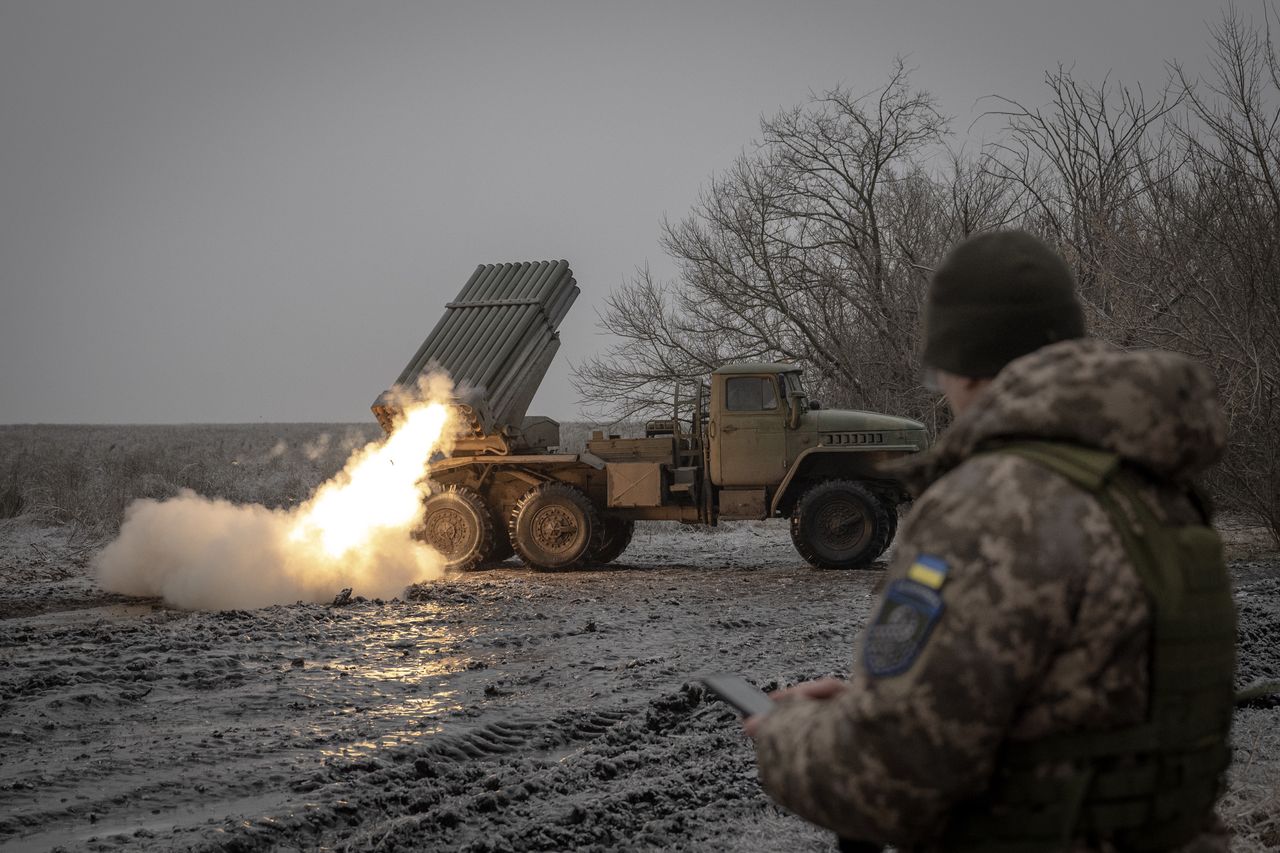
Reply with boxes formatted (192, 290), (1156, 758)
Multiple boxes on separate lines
(742, 678), (847, 739)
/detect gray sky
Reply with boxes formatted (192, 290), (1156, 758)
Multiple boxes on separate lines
(1, 0), (1219, 424)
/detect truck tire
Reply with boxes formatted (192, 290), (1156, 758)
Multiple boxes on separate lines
(790, 479), (892, 570)
(587, 516), (635, 565)
(416, 485), (496, 571)
(509, 482), (603, 570)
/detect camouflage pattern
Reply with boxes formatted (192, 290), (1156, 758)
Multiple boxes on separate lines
(752, 339), (1230, 851)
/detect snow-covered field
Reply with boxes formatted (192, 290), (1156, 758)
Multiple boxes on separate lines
(0, 425), (1277, 852)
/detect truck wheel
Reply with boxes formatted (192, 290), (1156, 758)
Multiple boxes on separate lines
(790, 479), (892, 570)
(587, 517), (635, 565)
(510, 482), (603, 570)
(416, 485), (496, 571)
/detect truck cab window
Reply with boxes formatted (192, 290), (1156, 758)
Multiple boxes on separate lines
(726, 377), (778, 411)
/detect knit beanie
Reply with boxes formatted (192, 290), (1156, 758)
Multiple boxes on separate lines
(922, 230), (1085, 378)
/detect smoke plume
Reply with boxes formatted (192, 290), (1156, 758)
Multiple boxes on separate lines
(95, 374), (456, 610)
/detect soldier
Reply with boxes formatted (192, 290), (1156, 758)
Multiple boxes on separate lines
(746, 230), (1236, 851)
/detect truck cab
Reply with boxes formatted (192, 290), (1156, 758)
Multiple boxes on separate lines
(708, 364), (793, 487)
(708, 362), (926, 506)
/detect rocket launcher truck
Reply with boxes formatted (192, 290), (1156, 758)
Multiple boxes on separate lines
(373, 260), (928, 571)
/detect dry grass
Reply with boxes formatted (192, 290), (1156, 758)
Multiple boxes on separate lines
(0, 421), (628, 541)
(1217, 513), (1280, 560)
(0, 423), (383, 538)
(1222, 708), (1280, 852)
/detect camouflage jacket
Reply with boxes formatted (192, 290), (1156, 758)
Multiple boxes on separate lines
(753, 339), (1230, 851)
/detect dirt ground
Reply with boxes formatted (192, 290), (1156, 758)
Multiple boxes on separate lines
(1, 517), (1278, 853)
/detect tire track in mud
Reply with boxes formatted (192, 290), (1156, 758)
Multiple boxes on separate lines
(0, 556), (862, 852)
(0, 597), (496, 849)
(179, 563), (1280, 853)
(1234, 571), (1280, 689)
(184, 684), (814, 853)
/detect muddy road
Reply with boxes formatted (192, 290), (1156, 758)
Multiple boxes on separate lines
(1, 520), (1278, 852)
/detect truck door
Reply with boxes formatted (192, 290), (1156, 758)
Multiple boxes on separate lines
(710, 375), (787, 486)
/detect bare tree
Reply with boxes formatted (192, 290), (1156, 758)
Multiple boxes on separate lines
(1161, 7), (1280, 538)
(575, 61), (958, 428)
(979, 67), (1180, 334)
(572, 265), (735, 423)
(980, 11), (1280, 539)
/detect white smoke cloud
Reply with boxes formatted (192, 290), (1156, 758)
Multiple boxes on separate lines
(94, 374), (457, 611)
(94, 491), (442, 610)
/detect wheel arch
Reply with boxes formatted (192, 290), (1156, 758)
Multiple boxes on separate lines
(772, 448), (911, 516)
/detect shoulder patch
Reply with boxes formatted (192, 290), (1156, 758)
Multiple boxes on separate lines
(864, 555), (949, 677)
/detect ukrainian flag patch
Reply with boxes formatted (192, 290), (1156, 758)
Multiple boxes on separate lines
(906, 553), (950, 589)
(864, 553), (949, 677)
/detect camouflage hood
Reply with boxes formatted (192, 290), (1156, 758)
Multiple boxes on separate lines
(895, 339), (1227, 493)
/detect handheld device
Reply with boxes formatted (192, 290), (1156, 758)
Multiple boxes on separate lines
(701, 674), (774, 717)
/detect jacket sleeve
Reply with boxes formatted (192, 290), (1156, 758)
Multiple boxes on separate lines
(753, 454), (1097, 845)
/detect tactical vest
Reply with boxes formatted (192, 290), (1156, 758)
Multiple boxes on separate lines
(942, 441), (1237, 852)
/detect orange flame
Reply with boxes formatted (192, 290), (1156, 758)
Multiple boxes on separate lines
(289, 400), (451, 558)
